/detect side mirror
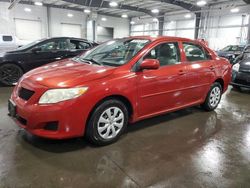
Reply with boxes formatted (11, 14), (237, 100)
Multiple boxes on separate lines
(31, 47), (42, 53)
(139, 59), (160, 70)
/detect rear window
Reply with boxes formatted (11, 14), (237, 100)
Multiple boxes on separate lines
(183, 42), (211, 62)
(2, 35), (13, 42)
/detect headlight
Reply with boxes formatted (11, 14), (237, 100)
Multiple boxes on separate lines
(232, 63), (240, 72)
(39, 87), (88, 104)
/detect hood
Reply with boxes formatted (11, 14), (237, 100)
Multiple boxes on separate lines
(239, 57), (250, 71)
(217, 51), (235, 57)
(21, 59), (115, 88)
(5, 48), (26, 54)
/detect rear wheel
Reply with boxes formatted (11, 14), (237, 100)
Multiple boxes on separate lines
(202, 82), (222, 111)
(0, 64), (23, 86)
(86, 99), (128, 146)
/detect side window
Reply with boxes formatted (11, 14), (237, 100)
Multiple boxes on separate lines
(79, 41), (91, 49)
(2, 35), (13, 42)
(183, 43), (211, 62)
(69, 40), (91, 50)
(35, 40), (68, 52)
(57, 40), (69, 50)
(143, 42), (180, 67)
(36, 41), (57, 52)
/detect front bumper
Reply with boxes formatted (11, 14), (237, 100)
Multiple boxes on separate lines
(231, 70), (250, 88)
(9, 80), (89, 139)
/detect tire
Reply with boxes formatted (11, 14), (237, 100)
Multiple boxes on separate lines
(0, 63), (23, 86)
(202, 82), (222, 111)
(86, 99), (129, 146)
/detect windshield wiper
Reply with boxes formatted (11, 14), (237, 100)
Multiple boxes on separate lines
(79, 58), (103, 65)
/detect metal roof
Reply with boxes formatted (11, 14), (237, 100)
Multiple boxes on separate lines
(3, 0), (247, 18)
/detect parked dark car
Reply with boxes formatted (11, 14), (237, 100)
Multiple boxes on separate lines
(231, 45), (250, 89)
(217, 45), (245, 64)
(0, 37), (98, 86)
(233, 44), (250, 64)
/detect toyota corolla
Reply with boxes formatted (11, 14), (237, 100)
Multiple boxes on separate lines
(8, 36), (232, 145)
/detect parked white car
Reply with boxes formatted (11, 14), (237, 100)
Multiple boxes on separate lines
(0, 34), (18, 52)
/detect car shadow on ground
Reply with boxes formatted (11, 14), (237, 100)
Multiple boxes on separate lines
(234, 87), (250, 94)
(19, 106), (205, 153)
(0, 83), (8, 87)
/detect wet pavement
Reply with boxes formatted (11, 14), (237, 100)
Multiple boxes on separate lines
(0, 86), (250, 187)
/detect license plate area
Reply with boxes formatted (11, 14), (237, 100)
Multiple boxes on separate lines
(8, 99), (16, 117)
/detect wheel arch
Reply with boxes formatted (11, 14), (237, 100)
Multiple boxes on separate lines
(0, 61), (25, 72)
(214, 78), (224, 91)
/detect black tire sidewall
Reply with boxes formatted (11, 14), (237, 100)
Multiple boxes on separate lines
(86, 99), (128, 146)
(0, 63), (23, 86)
(203, 83), (222, 111)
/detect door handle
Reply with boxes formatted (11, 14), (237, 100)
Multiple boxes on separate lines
(178, 70), (187, 75)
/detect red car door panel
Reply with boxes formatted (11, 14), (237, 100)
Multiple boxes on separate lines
(136, 64), (187, 117)
(184, 61), (215, 103)
(135, 42), (188, 118)
(182, 42), (216, 104)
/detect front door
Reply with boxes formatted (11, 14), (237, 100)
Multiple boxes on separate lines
(136, 42), (187, 118)
(26, 39), (69, 70)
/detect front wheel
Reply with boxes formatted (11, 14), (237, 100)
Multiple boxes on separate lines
(86, 99), (128, 146)
(0, 63), (23, 86)
(202, 82), (222, 111)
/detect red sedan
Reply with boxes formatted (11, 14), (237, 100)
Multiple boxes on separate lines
(8, 36), (232, 145)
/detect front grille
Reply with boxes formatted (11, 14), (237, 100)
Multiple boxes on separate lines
(18, 87), (35, 101)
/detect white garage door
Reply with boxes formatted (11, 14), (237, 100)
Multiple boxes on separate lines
(61, 23), (82, 38)
(15, 19), (42, 41)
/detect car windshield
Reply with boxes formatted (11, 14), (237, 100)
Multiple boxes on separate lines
(244, 46), (250, 53)
(17, 39), (44, 50)
(79, 38), (150, 67)
(221, 45), (240, 52)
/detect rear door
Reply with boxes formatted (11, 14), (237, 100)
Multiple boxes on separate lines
(182, 42), (216, 104)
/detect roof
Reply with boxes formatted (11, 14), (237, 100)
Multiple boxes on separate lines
(126, 35), (194, 42)
(48, 37), (89, 41)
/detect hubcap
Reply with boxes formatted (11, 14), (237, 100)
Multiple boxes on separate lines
(0, 64), (22, 85)
(209, 86), (221, 108)
(97, 107), (124, 140)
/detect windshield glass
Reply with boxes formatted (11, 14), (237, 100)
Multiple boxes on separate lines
(221, 45), (239, 52)
(244, 46), (250, 53)
(79, 38), (150, 66)
(17, 39), (44, 50)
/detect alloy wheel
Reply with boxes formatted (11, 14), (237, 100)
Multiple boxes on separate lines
(0, 64), (23, 86)
(209, 86), (221, 108)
